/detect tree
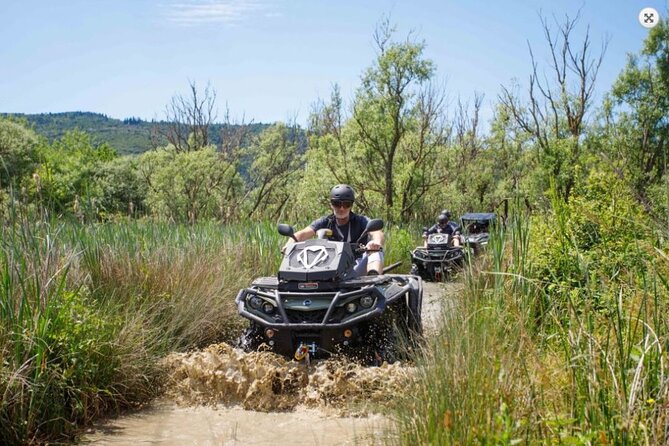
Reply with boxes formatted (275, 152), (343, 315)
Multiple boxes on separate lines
(94, 156), (147, 217)
(450, 95), (492, 208)
(352, 20), (437, 221)
(0, 118), (39, 190)
(217, 106), (252, 216)
(153, 81), (217, 152)
(243, 122), (304, 219)
(306, 21), (449, 222)
(500, 12), (607, 201)
(138, 146), (241, 223)
(604, 18), (669, 213)
(484, 103), (536, 209)
(32, 130), (116, 217)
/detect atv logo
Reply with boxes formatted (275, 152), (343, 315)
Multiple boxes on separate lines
(296, 246), (329, 269)
(430, 234), (447, 244)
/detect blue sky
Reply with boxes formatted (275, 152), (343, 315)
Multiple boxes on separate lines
(0, 0), (667, 126)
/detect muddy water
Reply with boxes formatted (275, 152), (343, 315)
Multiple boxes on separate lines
(79, 282), (453, 445)
(80, 403), (388, 445)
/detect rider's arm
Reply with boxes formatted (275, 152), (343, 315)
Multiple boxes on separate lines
(422, 225), (434, 247)
(281, 226), (316, 253)
(366, 230), (384, 251)
(294, 226), (316, 242)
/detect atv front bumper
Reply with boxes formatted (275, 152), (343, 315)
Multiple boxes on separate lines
(235, 275), (421, 358)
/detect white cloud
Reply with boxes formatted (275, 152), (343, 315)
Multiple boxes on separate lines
(163, 0), (276, 26)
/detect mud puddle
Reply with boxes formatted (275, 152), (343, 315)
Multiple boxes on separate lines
(80, 403), (388, 445)
(79, 281), (455, 445)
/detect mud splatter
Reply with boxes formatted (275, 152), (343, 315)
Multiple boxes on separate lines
(163, 343), (415, 415)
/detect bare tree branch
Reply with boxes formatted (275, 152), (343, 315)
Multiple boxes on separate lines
(156, 80), (218, 152)
(499, 12), (608, 199)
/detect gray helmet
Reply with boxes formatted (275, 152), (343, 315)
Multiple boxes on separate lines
(437, 213), (449, 224)
(330, 184), (355, 202)
(441, 209), (452, 219)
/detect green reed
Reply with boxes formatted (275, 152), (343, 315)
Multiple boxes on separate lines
(0, 211), (291, 444)
(390, 200), (669, 445)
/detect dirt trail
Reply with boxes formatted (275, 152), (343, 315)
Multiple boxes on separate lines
(422, 281), (461, 334)
(79, 281), (456, 446)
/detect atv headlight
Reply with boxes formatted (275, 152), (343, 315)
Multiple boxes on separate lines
(345, 302), (357, 313)
(359, 296), (374, 308)
(248, 295), (262, 310)
(262, 302), (275, 314)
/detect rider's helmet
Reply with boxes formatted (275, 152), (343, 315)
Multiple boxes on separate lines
(437, 213), (449, 225)
(330, 184), (355, 202)
(441, 210), (452, 219)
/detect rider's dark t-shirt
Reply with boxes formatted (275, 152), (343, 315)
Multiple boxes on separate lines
(425, 221), (459, 236)
(310, 212), (371, 245)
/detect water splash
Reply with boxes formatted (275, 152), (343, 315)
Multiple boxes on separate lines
(163, 343), (415, 415)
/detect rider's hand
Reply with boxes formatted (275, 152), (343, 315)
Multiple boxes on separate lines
(365, 240), (382, 251)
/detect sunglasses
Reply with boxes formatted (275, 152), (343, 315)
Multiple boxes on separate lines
(330, 200), (353, 209)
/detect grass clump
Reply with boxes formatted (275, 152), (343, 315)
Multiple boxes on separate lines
(0, 212), (289, 444)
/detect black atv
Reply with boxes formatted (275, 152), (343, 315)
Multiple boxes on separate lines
(235, 219), (423, 364)
(461, 212), (496, 256)
(410, 225), (466, 282)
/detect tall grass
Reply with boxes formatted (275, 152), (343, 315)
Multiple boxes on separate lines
(0, 211), (291, 444)
(391, 202), (669, 444)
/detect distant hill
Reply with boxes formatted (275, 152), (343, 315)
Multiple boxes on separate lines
(2, 112), (272, 156)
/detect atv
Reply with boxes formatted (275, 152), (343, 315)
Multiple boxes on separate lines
(410, 227), (466, 282)
(235, 219), (423, 364)
(461, 212), (496, 256)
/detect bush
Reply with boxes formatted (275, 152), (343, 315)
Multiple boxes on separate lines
(529, 169), (651, 312)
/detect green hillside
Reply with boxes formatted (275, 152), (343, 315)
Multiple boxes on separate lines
(2, 111), (270, 155)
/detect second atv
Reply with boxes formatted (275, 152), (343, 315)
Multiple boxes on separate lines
(410, 229), (466, 281)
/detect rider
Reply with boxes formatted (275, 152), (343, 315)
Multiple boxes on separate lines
(281, 184), (384, 276)
(423, 211), (461, 247)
